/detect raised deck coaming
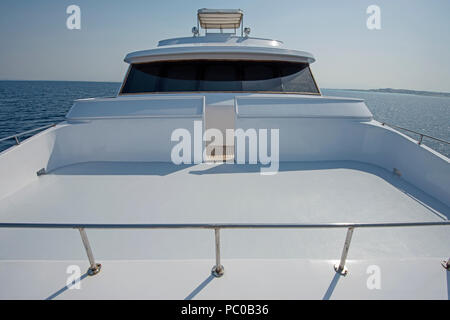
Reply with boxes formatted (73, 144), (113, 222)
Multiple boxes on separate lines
(66, 94), (371, 120)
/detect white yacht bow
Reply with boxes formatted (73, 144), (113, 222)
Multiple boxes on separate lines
(0, 9), (449, 300)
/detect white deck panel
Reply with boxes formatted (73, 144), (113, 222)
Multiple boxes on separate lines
(0, 161), (448, 262)
(1, 161), (448, 224)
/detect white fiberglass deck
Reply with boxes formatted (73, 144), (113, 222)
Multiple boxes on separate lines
(1, 160), (449, 224)
(0, 161), (449, 299)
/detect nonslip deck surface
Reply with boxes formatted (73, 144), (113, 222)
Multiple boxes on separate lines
(1, 161), (448, 224)
(0, 161), (449, 299)
(0, 161), (448, 259)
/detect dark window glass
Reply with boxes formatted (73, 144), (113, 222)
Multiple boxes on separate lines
(161, 63), (199, 92)
(200, 63), (241, 91)
(242, 63), (282, 91)
(121, 64), (161, 93)
(280, 64), (318, 93)
(120, 61), (319, 94)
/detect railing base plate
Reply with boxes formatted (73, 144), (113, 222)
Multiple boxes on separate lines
(87, 263), (102, 276)
(211, 265), (224, 278)
(334, 264), (348, 276)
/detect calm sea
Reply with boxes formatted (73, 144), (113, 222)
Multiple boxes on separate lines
(0, 81), (449, 157)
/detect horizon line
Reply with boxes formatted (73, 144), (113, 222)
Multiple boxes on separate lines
(0, 79), (449, 95)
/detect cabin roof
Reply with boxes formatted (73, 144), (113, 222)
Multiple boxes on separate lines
(124, 36), (316, 64)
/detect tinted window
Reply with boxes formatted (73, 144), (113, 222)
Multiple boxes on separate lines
(122, 64), (161, 93)
(161, 64), (198, 92)
(121, 61), (319, 94)
(280, 64), (318, 93)
(242, 63), (282, 91)
(200, 63), (241, 91)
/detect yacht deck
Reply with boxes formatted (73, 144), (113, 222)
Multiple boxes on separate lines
(1, 161), (448, 225)
(0, 161), (449, 299)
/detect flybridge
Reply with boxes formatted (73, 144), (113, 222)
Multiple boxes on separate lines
(124, 8), (317, 65)
(194, 8), (249, 36)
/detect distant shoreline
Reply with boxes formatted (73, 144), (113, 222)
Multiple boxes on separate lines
(343, 88), (450, 98)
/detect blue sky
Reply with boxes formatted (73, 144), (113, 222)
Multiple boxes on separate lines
(0, 0), (449, 91)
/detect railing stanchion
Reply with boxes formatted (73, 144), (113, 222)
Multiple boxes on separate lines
(14, 136), (20, 145)
(334, 227), (354, 275)
(78, 228), (101, 276)
(418, 134), (424, 145)
(211, 228), (224, 277)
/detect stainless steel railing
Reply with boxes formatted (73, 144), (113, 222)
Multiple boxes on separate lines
(0, 123), (56, 145)
(0, 221), (448, 277)
(381, 122), (450, 146)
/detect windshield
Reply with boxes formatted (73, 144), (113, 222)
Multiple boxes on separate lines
(120, 60), (320, 94)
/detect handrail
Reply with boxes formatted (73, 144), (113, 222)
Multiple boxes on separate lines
(0, 221), (448, 276)
(0, 221), (448, 229)
(381, 122), (450, 146)
(0, 123), (56, 145)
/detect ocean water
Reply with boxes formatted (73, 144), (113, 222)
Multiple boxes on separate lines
(0, 81), (449, 157)
(0, 81), (120, 151)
